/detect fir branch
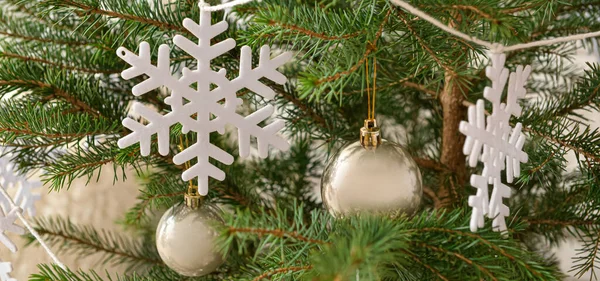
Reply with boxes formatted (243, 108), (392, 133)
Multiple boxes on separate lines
(396, 11), (453, 73)
(1, 52), (120, 75)
(314, 9), (391, 85)
(274, 84), (330, 131)
(266, 20), (362, 41)
(524, 126), (600, 164)
(417, 242), (497, 281)
(401, 249), (450, 281)
(419, 227), (544, 278)
(0, 79), (103, 117)
(58, 0), (188, 34)
(31, 264), (146, 281)
(28, 217), (162, 270)
(0, 31), (92, 47)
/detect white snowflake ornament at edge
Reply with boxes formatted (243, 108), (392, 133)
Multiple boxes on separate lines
(0, 261), (16, 281)
(0, 149), (41, 217)
(459, 53), (530, 233)
(117, 6), (292, 196)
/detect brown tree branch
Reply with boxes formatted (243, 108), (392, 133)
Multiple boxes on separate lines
(422, 186), (442, 209)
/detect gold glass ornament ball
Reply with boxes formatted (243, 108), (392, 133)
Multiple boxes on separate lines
(321, 140), (423, 217)
(156, 202), (225, 277)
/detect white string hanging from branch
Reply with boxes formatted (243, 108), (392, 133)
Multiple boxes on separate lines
(198, 0), (254, 11)
(389, 0), (600, 53)
(0, 186), (65, 271)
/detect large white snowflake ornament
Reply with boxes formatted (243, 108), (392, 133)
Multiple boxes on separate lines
(116, 5), (291, 195)
(0, 261), (16, 281)
(459, 53), (530, 233)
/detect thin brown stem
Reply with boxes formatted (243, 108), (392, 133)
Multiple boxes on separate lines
(267, 20), (362, 40)
(54, 158), (114, 178)
(446, 5), (496, 22)
(417, 242), (497, 281)
(1, 52), (119, 75)
(526, 219), (597, 226)
(0, 80), (103, 117)
(529, 149), (559, 174)
(252, 265), (312, 281)
(228, 227), (328, 245)
(0, 31), (103, 48)
(400, 249), (449, 281)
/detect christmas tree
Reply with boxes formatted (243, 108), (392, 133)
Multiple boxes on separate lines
(0, 0), (599, 280)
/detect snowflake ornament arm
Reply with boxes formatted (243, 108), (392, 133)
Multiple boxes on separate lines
(0, 206), (24, 253)
(116, 9), (291, 195)
(459, 53), (530, 233)
(0, 261), (16, 281)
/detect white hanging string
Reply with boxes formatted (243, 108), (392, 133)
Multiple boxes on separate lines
(0, 185), (65, 270)
(389, 0), (600, 53)
(198, 0), (254, 11)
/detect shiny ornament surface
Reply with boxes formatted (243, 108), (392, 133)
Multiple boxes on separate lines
(321, 140), (423, 217)
(156, 202), (225, 276)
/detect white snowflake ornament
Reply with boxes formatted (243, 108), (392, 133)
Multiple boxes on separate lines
(0, 261), (16, 281)
(459, 53), (530, 233)
(117, 5), (291, 195)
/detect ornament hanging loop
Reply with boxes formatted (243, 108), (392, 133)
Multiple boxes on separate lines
(361, 45), (380, 150)
(179, 134), (203, 209)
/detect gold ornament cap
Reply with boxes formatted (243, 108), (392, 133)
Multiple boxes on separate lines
(185, 187), (202, 209)
(360, 119), (381, 150)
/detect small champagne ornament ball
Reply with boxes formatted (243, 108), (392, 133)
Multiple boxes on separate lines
(321, 120), (423, 217)
(156, 200), (225, 277)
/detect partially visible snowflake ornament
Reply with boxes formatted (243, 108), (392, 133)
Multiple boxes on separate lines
(459, 53), (530, 233)
(0, 148), (41, 216)
(117, 5), (291, 196)
(0, 261), (16, 281)
(0, 205), (24, 253)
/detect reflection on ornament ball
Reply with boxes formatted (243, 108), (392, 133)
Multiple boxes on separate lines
(321, 140), (423, 217)
(156, 202), (225, 276)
